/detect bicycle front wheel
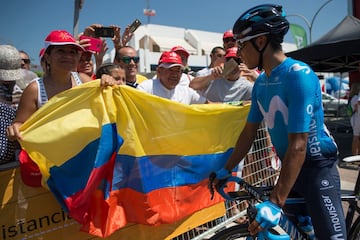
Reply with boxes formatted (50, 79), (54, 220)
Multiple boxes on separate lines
(209, 224), (251, 240)
(348, 216), (360, 240)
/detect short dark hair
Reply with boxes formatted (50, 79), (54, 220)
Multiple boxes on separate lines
(266, 34), (283, 51)
(114, 46), (136, 62)
(210, 46), (225, 56)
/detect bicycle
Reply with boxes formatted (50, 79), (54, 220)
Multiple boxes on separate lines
(208, 156), (360, 240)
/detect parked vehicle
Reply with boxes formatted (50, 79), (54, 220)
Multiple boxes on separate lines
(322, 92), (348, 117)
(325, 77), (350, 99)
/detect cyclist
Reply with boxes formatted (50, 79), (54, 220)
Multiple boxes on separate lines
(210, 4), (347, 239)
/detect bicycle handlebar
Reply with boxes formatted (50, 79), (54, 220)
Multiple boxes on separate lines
(216, 176), (272, 201)
(216, 176), (291, 240)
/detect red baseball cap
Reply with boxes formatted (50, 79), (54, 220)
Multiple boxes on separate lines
(225, 47), (238, 58)
(44, 30), (84, 53)
(39, 48), (45, 60)
(170, 45), (190, 58)
(158, 51), (184, 69)
(223, 30), (234, 39)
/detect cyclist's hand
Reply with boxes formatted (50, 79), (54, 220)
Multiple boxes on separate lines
(248, 200), (281, 235)
(208, 168), (231, 200)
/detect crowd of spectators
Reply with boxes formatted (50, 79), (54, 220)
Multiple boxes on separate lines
(1, 26), (258, 163)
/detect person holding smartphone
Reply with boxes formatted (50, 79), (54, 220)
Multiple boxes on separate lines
(112, 19), (141, 50)
(190, 47), (256, 103)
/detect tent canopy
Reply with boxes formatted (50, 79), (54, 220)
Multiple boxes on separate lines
(286, 15), (360, 73)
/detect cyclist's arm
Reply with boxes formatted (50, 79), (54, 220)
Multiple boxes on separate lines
(269, 132), (308, 207)
(224, 121), (260, 171)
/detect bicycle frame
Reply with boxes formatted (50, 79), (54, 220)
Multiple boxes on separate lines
(215, 166), (360, 240)
(216, 176), (309, 239)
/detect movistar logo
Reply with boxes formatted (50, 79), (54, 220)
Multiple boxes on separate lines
(259, 206), (281, 222)
(289, 63), (310, 74)
(258, 96), (288, 129)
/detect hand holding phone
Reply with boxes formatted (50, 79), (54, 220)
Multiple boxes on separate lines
(94, 27), (115, 38)
(129, 19), (141, 33)
(221, 58), (238, 78)
(79, 35), (102, 53)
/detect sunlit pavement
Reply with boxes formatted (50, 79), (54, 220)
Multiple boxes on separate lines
(339, 165), (357, 191)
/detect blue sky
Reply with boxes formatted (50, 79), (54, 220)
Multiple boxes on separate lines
(0, 0), (349, 66)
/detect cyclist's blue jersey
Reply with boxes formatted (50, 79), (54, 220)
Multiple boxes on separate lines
(247, 58), (337, 161)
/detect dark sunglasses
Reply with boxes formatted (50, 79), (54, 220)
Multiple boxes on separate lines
(223, 37), (236, 43)
(22, 58), (31, 64)
(120, 56), (140, 64)
(226, 57), (242, 65)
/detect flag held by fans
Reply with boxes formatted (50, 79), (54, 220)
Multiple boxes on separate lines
(19, 81), (249, 237)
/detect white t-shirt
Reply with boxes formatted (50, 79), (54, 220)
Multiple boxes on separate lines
(196, 67), (212, 77)
(152, 73), (193, 86)
(203, 77), (253, 102)
(137, 79), (206, 105)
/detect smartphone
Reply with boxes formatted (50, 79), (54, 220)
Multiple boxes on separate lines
(221, 58), (238, 78)
(129, 19), (142, 33)
(94, 27), (115, 38)
(79, 35), (102, 53)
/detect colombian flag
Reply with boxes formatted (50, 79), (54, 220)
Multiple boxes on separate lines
(19, 80), (249, 237)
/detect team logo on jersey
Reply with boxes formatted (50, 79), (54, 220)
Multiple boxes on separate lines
(289, 63), (310, 74)
(321, 179), (330, 187)
(257, 96), (288, 129)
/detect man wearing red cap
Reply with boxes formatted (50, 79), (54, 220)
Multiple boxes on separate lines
(223, 30), (237, 50)
(190, 47), (257, 103)
(170, 45), (194, 86)
(137, 51), (206, 104)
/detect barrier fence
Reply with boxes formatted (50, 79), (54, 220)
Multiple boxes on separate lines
(172, 122), (280, 240)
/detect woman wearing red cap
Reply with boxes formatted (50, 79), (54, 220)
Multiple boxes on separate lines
(7, 30), (116, 141)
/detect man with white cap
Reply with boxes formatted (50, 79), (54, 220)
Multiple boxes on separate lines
(0, 44), (22, 163)
(137, 51), (207, 104)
